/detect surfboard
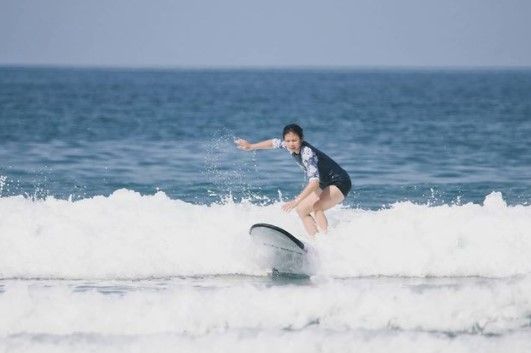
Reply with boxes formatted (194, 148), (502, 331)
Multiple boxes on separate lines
(249, 223), (314, 277)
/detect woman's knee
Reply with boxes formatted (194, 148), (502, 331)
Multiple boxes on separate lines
(312, 200), (324, 212)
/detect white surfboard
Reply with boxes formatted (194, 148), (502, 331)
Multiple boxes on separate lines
(249, 223), (315, 277)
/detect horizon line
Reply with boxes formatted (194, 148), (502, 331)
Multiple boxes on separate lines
(1, 63), (531, 72)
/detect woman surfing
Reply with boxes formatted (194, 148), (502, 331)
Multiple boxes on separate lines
(235, 124), (351, 236)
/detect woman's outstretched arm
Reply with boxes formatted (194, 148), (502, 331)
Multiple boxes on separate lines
(234, 138), (275, 151)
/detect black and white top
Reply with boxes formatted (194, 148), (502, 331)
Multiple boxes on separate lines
(272, 138), (351, 195)
(272, 138), (320, 182)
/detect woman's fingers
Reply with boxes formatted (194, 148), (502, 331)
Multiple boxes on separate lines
(282, 201), (296, 212)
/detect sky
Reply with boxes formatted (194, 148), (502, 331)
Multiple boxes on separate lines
(1, 0), (530, 68)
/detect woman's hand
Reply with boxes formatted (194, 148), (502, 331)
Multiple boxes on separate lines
(234, 139), (253, 151)
(282, 199), (299, 213)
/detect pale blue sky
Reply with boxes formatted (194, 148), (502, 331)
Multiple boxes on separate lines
(1, 0), (530, 68)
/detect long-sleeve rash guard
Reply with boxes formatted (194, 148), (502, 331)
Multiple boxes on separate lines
(272, 138), (351, 196)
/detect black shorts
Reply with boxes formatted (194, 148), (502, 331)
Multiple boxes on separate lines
(320, 175), (352, 198)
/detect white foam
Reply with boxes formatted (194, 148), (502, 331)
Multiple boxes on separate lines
(1, 276), (531, 352)
(0, 175), (6, 194)
(4, 330), (531, 353)
(318, 191), (531, 277)
(1, 189), (531, 278)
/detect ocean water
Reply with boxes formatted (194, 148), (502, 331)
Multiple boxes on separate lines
(1, 67), (531, 352)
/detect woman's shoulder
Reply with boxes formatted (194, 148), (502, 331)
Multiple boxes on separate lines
(301, 143), (317, 159)
(301, 141), (315, 151)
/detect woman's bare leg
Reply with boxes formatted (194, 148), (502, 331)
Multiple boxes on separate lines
(295, 190), (321, 236)
(312, 185), (344, 233)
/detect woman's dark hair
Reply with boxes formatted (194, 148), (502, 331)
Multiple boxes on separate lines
(282, 124), (304, 139)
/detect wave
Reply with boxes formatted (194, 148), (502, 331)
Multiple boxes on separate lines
(1, 189), (531, 279)
(2, 276), (531, 337)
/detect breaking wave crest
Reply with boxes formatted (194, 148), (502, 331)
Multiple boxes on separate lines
(1, 189), (530, 279)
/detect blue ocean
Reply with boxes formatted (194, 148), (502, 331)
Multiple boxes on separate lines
(1, 67), (531, 352)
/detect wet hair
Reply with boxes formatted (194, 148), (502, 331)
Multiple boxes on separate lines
(282, 124), (304, 140)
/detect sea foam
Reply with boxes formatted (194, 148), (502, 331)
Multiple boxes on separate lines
(1, 276), (531, 336)
(1, 189), (530, 279)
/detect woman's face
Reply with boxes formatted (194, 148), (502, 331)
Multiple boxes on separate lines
(283, 132), (302, 153)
